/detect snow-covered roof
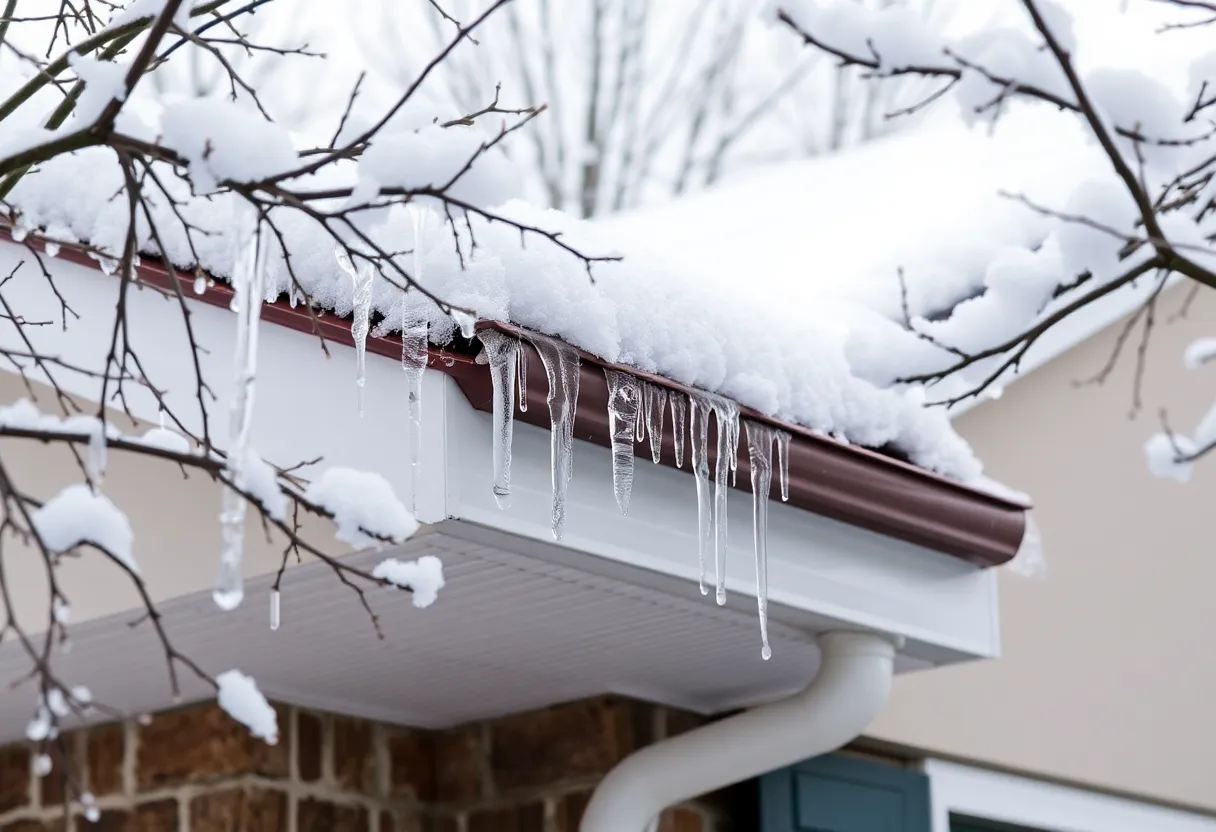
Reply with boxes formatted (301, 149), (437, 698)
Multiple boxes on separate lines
(4, 121), (1002, 484)
(600, 105), (1107, 371)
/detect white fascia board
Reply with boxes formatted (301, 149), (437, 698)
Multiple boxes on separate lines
(924, 759), (1216, 832)
(4, 242), (999, 667)
(435, 374), (1001, 667)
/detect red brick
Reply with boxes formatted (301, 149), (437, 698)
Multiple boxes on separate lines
(658, 808), (703, 832)
(332, 717), (373, 793)
(296, 712), (323, 783)
(489, 697), (654, 792)
(0, 745), (30, 813)
(38, 743), (75, 809)
(137, 703), (288, 789)
(189, 787), (286, 832)
(1, 820), (66, 832)
(93, 799), (178, 832)
(433, 725), (482, 802)
(555, 791), (591, 832)
(86, 724), (124, 796)
(388, 731), (434, 801)
(467, 803), (544, 832)
(297, 798), (368, 832)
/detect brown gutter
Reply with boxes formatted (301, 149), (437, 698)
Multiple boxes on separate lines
(16, 231), (1026, 567)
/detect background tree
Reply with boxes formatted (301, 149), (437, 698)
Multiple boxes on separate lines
(362, 0), (955, 218)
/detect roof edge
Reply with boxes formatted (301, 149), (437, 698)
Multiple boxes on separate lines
(4, 229), (1027, 568)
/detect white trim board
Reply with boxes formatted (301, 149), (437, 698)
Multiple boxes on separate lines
(924, 759), (1216, 832)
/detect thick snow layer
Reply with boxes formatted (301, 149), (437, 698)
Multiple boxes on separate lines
(371, 555), (446, 608)
(215, 669), (278, 743)
(31, 484), (138, 573)
(16, 79), (1145, 482)
(304, 467), (419, 548)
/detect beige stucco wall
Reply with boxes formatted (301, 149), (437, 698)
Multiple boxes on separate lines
(866, 283), (1216, 813)
(0, 373), (334, 631)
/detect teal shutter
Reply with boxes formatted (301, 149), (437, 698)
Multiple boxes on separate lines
(761, 754), (931, 832)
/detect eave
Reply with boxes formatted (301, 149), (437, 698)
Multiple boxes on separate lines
(27, 232), (1026, 569)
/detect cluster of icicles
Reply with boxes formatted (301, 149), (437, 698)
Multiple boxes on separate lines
(475, 329), (791, 661)
(212, 221), (789, 659)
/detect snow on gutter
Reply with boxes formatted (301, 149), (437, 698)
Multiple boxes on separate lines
(32, 234), (1027, 568)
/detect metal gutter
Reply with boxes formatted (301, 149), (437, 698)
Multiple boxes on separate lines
(21, 232), (1027, 567)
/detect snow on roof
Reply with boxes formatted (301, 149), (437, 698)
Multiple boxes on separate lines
(2, 104), (1011, 484)
(600, 106), (1104, 325)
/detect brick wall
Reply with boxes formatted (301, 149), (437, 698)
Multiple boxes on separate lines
(0, 696), (734, 832)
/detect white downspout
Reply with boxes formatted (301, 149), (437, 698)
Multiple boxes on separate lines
(580, 630), (898, 832)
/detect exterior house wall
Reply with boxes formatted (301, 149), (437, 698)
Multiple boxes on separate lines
(0, 697), (730, 832)
(865, 283), (1216, 813)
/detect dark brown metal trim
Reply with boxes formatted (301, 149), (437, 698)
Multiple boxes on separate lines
(20, 230), (1026, 567)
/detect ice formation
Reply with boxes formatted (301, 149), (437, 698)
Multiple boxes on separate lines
(216, 218), (268, 612)
(670, 392), (687, 469)
(711, 397), (740, 605)
(335, 247), (375, 417)
(476, 330), (521, 508)
(604, 369), (642, 515)
(401, 315), (429, 509)
(745, 420), (775, 660)
(689, 394), (713, 596)
(776, 430), (791, 502)
(643, 382), (668, 464)
(269, 589), (281, 632)
(529, 333), (581, 540)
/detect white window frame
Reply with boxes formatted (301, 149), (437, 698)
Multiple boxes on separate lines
(924, 759), (1216, 832)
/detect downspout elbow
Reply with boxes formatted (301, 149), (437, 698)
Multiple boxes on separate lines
(580, 631), (897, 832)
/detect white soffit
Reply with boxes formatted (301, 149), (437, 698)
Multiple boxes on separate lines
(0, 526), (940, 743)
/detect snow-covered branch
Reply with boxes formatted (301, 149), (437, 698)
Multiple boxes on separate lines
(773, 0), (1216, 477)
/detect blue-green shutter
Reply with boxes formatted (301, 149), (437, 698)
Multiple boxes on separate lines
(761, 754), (931, 832)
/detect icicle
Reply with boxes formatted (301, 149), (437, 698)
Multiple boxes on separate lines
(605, 369), (642, 515)
(193, 275), (206, 295)
(529, 334), (581, 540)
(643, 383), (668, 464)
(269, 589), (281, 631)
(776, 430), (791, 502)
(745, 420), (774, 660)
(215, 216), (268, 612)
(401, 311), (428, 511)
(336, 247), (375, 417)
(670, 393), (687, 468)
(44, 241), (60, 259)
(476, 331), (519, 508)
(689, 394), (713, 596)
(516, 339), (528, 413)
(711, 398), (739, 605)
(402, 206), (430, 511)
(635, 397), (646, 441)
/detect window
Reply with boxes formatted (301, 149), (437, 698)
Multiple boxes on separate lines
(760, 753), (930, 832)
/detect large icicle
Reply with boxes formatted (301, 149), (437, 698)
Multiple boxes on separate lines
(400, 313), (428, 510)
(402, 206), (430, 511)
(711, 397), (740, 605)
(670, 392), (687, 468)
(529, 334), (581, 540)
(745, 420), (775, 660)
(689, 394), (713, 596)
(776, 430), (791, 501)
(604, 370), (642, 514)
(643, 383), (668, 464)
(216, 217), (268, 612)
(335, 249), (375, 417)
(516, 340), (528, 413)
(476, 331), (519, 508)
